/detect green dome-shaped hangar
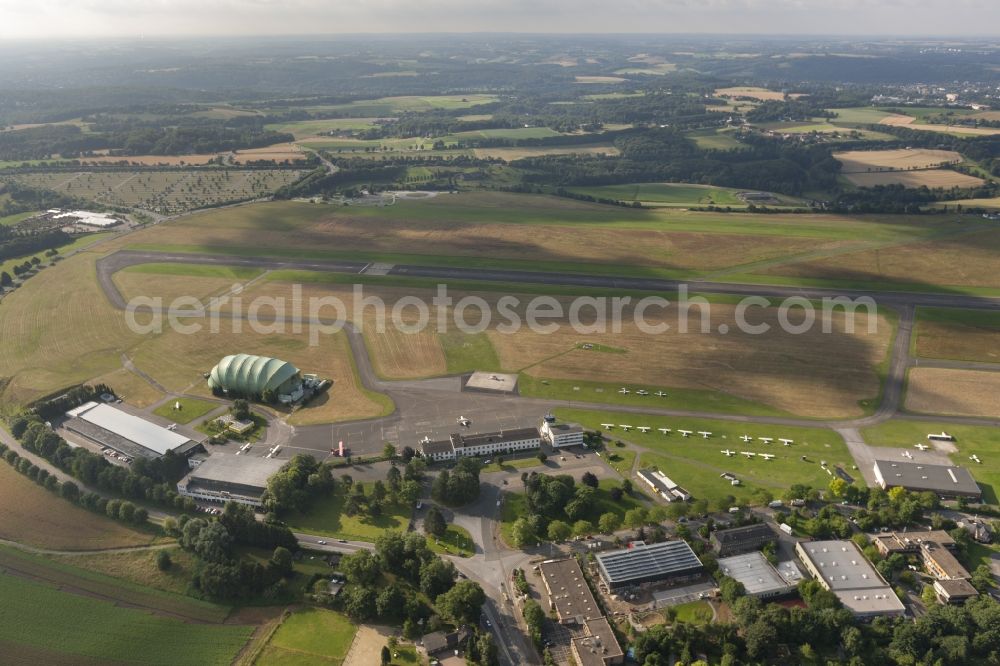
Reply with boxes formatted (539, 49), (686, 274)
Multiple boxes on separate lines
(208, 354), (303, 399)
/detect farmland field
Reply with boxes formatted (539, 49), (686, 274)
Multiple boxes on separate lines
(914, 308), (1000, 363)
(565, 182), (802, 208)
(685, 128), (747, 150)
(904, 367), (1000, 418)
(232, 143), (306, 164)
(472, 143), (619, 160)
(928, 197), (1000, 210)
(255, 608), (357, 665)
(879, 115), (1000, 136)
(833, 149), (963, 173)
(0, 571), (250, 666)
(10, 169), (306, 214)
(0, 462), (156, 550)
(843, 170), (984, 188)
(715, 87), (803, 101)
(51, 547), (199, 597)
(267, 94), (497, 117)
(556, 408), (852, 506)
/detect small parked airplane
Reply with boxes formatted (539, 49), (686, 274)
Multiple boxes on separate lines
(618, 388), (630, 395)
(619, 424), (633, 431)
(678, 429), (693, 437)
(914, 443), (929, 451)
(740, 435), (753, 443)
(760, 453), (776, 461)
(636, 390), (649, 396)
(759, 437), (774, 444)
(778, 438), (794, 446)
(698, 431), (712, 439)
(637, 426), (651, 433)
(601, 423), (615, 430)
(657, 428), (671, 435)
(721, 449), (736, 457)
(970, 454), (982, 464)
(457, 415), (471, 426)
(654, 391), (668, 398)
(901, 451), (912, 459)
(741, 451), (756, 458)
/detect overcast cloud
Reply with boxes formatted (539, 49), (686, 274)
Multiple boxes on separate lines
(0, 0), (998, 38)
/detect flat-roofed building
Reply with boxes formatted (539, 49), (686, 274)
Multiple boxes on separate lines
(919, 541), (970, 581)
(717, 552), (799, 600)
(873, 459), (981, 499)
(65, 401), (201, 461)
(596, 541), (703, 591)
(795, 540), (905, 619)
(571, 618), (624, 666)
(541, 419), (585, 449)
(637, 468), (691, 503)
(873, 530), (956, 557)
(177, 454), (286, 507)
(934, 578), (979, 605)
(538, 558), (602, 625)
(711, 523), (777, 557)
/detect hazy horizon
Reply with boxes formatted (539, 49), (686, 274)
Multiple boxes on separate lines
(1, 0), (999, 40)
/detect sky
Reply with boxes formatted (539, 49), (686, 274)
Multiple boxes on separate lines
(1, 0), (999, 38)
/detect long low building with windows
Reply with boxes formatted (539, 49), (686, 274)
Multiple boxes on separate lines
(177, 454), (286, 507)
(596, 540), (704, 591)
(419, 426), (541, 461)
(795, 540), (905, 619)
(637, 468), (691, 503)
(65, 401), (201, 461)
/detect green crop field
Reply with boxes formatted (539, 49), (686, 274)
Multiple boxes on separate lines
(567, 182), (751, 207)
(914, 307), (1000, 363)
(284, 483), (412, 541)
(861, 420), (1000, 503)
(256, 608), (357, 665)
(446, 127), (564, 141)
(153, 397), (221, 424)
(556, 408), (851, 505)
(0, 573), (250, 666)
(11, 169), (306, 215)
(827, 107), (896, 124)
(685, 128), (747, 150)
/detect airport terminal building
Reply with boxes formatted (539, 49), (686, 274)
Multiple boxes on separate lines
(419, 427), (541, 461)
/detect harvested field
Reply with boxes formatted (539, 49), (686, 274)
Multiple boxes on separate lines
(89, 368), (164, 408)
(575, 75), (627, 83)
(72, 154), (219, 166)
(928, 196), (1000, 210)
(915, 308), (1000, 363)
(232, 143), (306, 164)
(715, 87), (804, 101)
(472, 144), (619, 160)
(844, 170), (984, 188)
(11, 169), (306, 214)
(762, 227), (1000, 290)
(834, 148), (963, 173)
(879, 115), (1000, 136)
(488, 302), (891, 418)
(905, 367), (1000, 418)
(0, 463), (155, 551)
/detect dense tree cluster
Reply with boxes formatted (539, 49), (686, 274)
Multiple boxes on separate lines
(262, 454), (335, 514)
(431, 457), (482, 506)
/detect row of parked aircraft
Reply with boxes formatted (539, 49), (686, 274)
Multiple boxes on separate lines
(600, 423), (713, 439)
(617, 387), (668, 398)
(720, 449), (775, 460)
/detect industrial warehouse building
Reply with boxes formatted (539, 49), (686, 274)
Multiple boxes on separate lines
(177, 454), (286, 507)
(208, 354), (304, 404)
(571, 618), (624, 666)
(64, 402), (201, 461)
(596, 541), (703, 591)
(872, 459), (981, 499)
(717, 552), (802, 600)
(795, 540), (905, 619)
(872, 530), (956, 557)
(419, 426), (541, 461)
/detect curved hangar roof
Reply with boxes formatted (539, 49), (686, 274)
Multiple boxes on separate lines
(208, 354), (301, 395)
